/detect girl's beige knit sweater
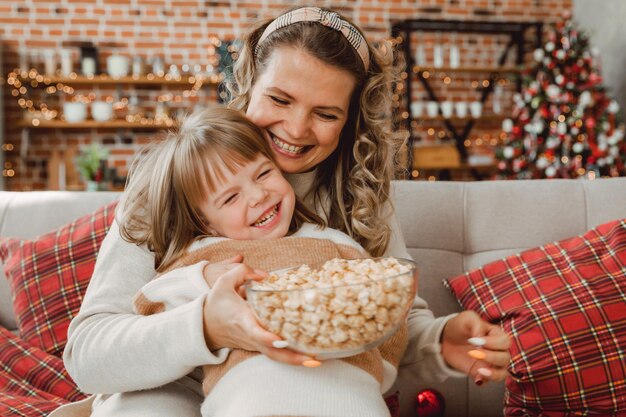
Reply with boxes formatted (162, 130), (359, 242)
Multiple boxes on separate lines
(133, 224), (407, 417)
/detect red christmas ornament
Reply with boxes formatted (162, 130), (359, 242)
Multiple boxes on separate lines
(414, 389), (445, 417)
(589, 73), (601, 84)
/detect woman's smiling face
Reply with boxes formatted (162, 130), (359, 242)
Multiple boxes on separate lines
(246, 47), (357, 174)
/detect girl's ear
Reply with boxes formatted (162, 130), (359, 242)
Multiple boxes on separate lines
(205, 225), (219, 237)
(198, 214), (218, 237)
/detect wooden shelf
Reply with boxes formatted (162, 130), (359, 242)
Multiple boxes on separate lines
(18, 119), (173, 129)
(414, 114), (508, 123)
(411, 66), (523, 75)
(414, 164), (496, 170)
(17, 74), (216, 86)
(397, 114), (508, 124)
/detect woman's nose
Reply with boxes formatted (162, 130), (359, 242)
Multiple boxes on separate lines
(283, 109), (310, 140)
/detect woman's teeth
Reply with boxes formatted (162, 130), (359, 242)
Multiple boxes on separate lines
(253, 204), (279, 227)
(271, 134), (305, 155)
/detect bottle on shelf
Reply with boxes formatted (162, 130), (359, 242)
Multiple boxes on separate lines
(79, 44), (99, 76)
(152, 56), (165, 77)
(449, 33), (460, 69)
(492, 84), (503, 114)
(43, 50), (57, 76)
(60, 49), (73, 76)
(433, 32), (444, 68)
(132, 56), (145, 78)
(415, 44), (426, 66)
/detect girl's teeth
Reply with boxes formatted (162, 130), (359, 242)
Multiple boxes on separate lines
(253, 205), (278, 226)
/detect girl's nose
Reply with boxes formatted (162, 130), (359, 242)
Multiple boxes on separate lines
(249, 186), (269, 207)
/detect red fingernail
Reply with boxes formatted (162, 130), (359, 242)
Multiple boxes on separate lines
(474, 377), (484, 386)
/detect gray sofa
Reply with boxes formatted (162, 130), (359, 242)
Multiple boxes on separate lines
(2, 178), (626, 417)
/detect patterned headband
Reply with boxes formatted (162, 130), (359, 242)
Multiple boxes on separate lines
(256, 7), (370, 71)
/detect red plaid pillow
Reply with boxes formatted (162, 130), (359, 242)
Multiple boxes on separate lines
(0, 325), (86, 416)
(0, 201), (117, 358)
(445, 219), (626, 416)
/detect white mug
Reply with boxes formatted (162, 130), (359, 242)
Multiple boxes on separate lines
(81, 57), (96, 76)
(91, 101), (113, 122)
(410, 101), (424, 118)
(426, 101), (439, 118)
(107, 55), (129, 78)
(470, 102), (483, 118)
(440, 101), (454, 118)
(63, 102), (87, 123)
(455, 102), (468, 118)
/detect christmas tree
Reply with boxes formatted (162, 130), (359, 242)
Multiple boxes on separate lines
(496, 12), (626, 179)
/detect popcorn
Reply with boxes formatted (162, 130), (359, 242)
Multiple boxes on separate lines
(247, 258), (416, 356)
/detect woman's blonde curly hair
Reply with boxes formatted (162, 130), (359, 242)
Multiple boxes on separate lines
(226, 7), (406, 257)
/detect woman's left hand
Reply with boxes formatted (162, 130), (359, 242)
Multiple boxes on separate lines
(441, 310), (511, 385)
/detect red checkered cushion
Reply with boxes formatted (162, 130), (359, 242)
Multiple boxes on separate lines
(0, 201), (117, 358)
(0, 325), (86, 416)
(445, 219), (626, 416)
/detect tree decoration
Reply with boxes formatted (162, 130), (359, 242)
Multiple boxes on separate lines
(414, 388), (445, 417)
(496, 12), (626, 179)
(215, 39), (242, 103)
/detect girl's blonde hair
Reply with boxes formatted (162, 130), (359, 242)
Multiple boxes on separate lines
(118, 106), (323, 272)
(226, 7), (406, 257)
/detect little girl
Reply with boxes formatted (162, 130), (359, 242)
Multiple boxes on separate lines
(121, 106), (407, 417)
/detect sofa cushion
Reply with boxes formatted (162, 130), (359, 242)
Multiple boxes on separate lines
(0, 324), (86, 416)
(445, 219), (626, 416)
(0, 201), (117, 357)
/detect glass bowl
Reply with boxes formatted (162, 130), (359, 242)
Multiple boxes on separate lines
(246, 257), (417, 359)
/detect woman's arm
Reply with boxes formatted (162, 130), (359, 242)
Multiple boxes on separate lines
(63, 221), (227, 394)
(386, 206), (510, 384)
(384, 206), (465, 382)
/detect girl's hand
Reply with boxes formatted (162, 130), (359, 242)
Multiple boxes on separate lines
(202, 255), (246, 287)
(441, 311), (511, 385)
(201, 263), (315, 366)
(202, 255), (263, 298)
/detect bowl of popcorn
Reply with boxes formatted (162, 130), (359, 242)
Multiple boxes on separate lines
(246, 257), (417, 359)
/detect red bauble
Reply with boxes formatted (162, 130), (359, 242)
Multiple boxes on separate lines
(414, 389), (445, 417)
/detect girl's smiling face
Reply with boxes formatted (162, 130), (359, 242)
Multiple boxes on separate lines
(199, 155), (295, 240)
(246, 47), (357, 174)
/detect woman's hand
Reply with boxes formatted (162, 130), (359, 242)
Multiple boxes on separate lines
(441, 311), (511, 385)
(201, 262), (315, 366)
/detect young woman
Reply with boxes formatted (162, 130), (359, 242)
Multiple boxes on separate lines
(57, 6), (510, 417)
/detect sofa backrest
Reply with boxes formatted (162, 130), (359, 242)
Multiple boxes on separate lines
(2, 179), (626, 417)
(0, 191), (121, 331)
(390, 177), (626, 417)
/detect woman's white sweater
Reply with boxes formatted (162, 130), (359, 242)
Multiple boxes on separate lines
(56, 171), (461, 417)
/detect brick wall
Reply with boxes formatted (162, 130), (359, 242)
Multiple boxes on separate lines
(1, 0), (572, 190)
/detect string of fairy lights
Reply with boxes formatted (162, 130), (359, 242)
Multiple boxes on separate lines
(6, 37), (238, 127)
(3, 38), (240, 180)
(5, 34), (508, 182)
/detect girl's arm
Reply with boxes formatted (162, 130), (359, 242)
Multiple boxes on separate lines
(63, 221), (228, 394)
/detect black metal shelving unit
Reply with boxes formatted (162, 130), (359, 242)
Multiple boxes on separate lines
(391, 19), (543, 179)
